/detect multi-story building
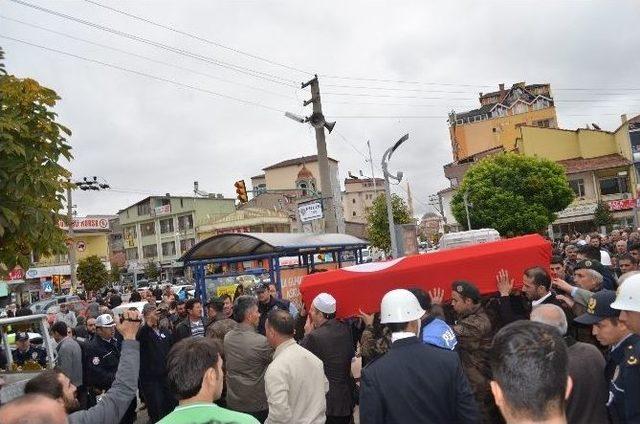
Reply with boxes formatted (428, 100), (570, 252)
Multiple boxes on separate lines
(342, 177), (385, 224)
(439, 117), (637, 233)
(517, 117), (637, 233)
(118, 195), (236, 279)
(449, 82), (557, 161)
(26, 216), (115, 290)
(627, 114), (640, 174)
(245, 155), (346, 233)
(108, 217), (125, 269)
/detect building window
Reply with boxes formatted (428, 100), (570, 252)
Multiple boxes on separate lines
(161, 241), (176, 257)
(352, 198), (356, 204)
(450, 177), (459, 188)
(140, 222), (155, 236)
(178, 215), (194, 231)
(123, 226), (137, 239)
(180, 198), (184, 208)
(125, 248), (138, 260)
(180, 238), (195, 252)
(569, 179), (585, 197)
(255, 184), (267, 195)
(599, 176), (629, 195)
(352, 211), (356, 217)
(160, 218), (174, 234)
(535, 119), (551, 128)
(137, 202), (151, 216)
(142, 244), (157, 258)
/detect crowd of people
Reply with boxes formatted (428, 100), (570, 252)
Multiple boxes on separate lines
(1, 228), (640, 423)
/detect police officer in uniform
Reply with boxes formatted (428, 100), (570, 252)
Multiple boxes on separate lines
(575, 290), (639, 422)
(84, 313), (137, 424)
(12, 332), (47, 368)
(610, 275), (640, 423)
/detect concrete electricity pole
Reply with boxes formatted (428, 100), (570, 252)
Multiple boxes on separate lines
(66, 182), (77, 293)
(463, 191), (472, 230)
(382, 134), (409, 258)
(67, 177), (110, 293)
(301, 75), (338, 234)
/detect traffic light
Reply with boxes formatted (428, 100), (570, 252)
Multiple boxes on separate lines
(234, 180), (248, 203)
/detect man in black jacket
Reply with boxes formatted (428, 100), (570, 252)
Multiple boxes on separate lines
(137, 303), (176, 422)
(360, 289), (479, 424)
(174, 298), (210, 341)
(256, 283), (289, 335)
(300, 292), (356, 424)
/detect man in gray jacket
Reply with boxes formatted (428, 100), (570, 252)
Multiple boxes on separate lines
(51, 321), (83, 389)
(224, 295), (273, 422)
(24, 309), (142, 424)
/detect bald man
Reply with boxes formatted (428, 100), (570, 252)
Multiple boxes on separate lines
(0, 393), (68, 424)
(530, 304), (608, 424)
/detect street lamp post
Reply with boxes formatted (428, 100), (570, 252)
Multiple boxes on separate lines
(463, 191), (472, 230)
(381, 134), (409, 258)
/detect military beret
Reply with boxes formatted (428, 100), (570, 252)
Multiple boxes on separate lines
(451, 281), (481, 302)
(574, 259), (605, 275)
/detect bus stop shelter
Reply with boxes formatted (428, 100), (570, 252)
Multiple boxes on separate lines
(179, 232), (368, 305)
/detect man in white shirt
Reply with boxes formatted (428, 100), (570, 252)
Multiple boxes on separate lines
(56, 303), (78, 328)
(264, 309), (328, 424)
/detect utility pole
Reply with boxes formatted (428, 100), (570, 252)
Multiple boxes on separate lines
(66, 182), (77, 294)
(66, 177), (111, 294)
(367, 140), (378, 195)
(382, 134), (409, 258)
(301, 75), (338, 234)
(429, 193), (448, 234)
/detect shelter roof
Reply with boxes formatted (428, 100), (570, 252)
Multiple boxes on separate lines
(180, 232), (367, 262)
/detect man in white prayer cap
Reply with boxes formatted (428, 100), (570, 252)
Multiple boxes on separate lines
(300, 293), (355, 424)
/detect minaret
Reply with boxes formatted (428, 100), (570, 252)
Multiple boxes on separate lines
(406, 182), (415, 219)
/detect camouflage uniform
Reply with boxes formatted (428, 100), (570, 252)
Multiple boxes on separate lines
(453, 304), (500, 424)
(360, 325), (391, 367)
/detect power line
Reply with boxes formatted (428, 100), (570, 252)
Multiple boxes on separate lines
(324, 83), (639, 96)
(333, 129), (429, 208)
(83, 0), (313, 77)
(323, 91), (640, 103)
(7, 0), (297, 87)
(0, 35), (287, 113)
(0, 15), (295, 100)
(320, 74), (640, 92)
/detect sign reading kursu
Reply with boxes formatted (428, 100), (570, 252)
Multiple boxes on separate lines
(58, 217), (110, 231)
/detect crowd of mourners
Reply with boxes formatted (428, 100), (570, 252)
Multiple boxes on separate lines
(1, 228), (640, 424)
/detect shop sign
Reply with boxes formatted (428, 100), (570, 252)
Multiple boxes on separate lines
(58, 217), (110, 231)
(154, 205), (171, 216)
(556, 202), (598, 219)
(76, 240), (86, 252)
(298, 201), (323, 222)
(215, 227), (251, 235)
(8, 267), (24, 280)
(607, 198), (638, 211)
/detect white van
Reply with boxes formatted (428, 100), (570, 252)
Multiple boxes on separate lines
(439, 228), (501, 250)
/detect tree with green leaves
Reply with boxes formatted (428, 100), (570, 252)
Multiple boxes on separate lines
(451, 153), (574, 236)
(0, 46), (73, 276)
(366, 193), (413, 253)
(144, 261), (159, 280)
(109, 266), (122, 284)
(593, 201), (614, 231)
(77, 255), (108, 292)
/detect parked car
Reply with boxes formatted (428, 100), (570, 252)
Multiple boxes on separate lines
(29, 295), (80, 315)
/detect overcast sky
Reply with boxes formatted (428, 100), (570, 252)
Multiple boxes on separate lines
(3, 0), (640, 218)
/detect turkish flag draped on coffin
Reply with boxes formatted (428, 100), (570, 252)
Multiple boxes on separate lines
(300, 234), (552, 319)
